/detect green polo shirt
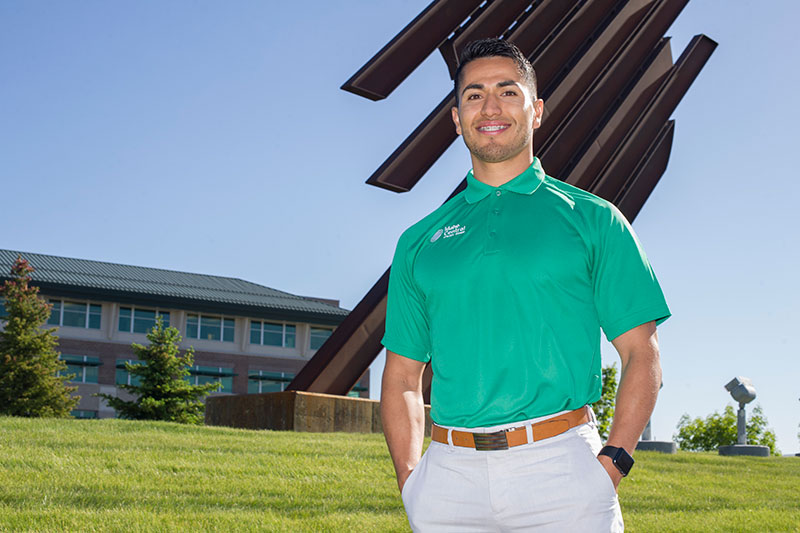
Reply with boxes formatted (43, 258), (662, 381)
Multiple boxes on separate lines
(381, 158), (670, 428)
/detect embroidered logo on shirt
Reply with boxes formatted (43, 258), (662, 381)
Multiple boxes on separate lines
(443, 224), (466, 238)
(430, 223), (467, 244)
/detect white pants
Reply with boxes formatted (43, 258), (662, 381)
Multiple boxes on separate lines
(401, 417), (624, 532)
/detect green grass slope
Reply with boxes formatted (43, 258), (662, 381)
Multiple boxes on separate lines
(0, 417), (797, 532)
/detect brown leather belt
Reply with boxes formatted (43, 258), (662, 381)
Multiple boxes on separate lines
(431, 406), (591, 451)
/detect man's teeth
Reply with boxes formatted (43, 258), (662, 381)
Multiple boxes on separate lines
(480, 125), (507, 131)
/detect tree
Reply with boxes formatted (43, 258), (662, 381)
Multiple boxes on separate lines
(591, 364), (618, 440)
(674, 404), (779, 455)
(0, 256), (78, 417)
(97, 319), (219, 424)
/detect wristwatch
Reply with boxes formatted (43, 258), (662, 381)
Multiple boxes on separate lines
(598, 446), (634, 477)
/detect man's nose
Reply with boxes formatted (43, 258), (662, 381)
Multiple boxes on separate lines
(481, 93), (502, 116)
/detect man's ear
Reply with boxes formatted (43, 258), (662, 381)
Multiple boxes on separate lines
(532, 99), (544, 130)
(451, 106), (462, 136)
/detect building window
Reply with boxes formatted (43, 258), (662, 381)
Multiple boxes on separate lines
(47, 300), (102, 329)
(186, 314), (234, 342)
(119, 307), (170, 334)
(309, 327), (334, 350)
(249, 321), (296, 348)
(71, 410), (98, 419)
(248, 370), (294, 393)
(115, 359), (143, 386)
(186, 365), (234, 393)
(116, 361), (234, 392)
(0, 298), (7, 319)
(59, 355), (101, 383)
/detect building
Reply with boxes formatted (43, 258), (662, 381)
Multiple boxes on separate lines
(0, 249), (366, 419)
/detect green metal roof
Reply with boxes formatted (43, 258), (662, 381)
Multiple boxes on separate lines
(0, 249), (349, 325)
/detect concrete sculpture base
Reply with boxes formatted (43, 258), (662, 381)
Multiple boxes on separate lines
(718, 444), (770, 457)
(205, 390), (432, 436)
(636, 440), (677, 453)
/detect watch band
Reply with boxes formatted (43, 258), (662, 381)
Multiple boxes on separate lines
(598, 445), (634, 477)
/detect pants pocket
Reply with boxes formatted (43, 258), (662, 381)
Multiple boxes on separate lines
(401, 447), (427, 504)
(575, 424), (618, 498)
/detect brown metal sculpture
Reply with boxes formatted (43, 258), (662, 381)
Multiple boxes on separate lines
(288, 0), (716, 399)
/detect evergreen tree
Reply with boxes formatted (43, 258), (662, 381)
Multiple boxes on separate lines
(0, 256), (78, 417)
(97, 319), (219, 424)
(674, 404), (778, 455)
(592, 364), (618, 440)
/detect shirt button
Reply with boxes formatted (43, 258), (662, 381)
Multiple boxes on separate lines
(489, 231), (496, 238)
(495, 190), (502, 197)
(493, 209), (501, 215)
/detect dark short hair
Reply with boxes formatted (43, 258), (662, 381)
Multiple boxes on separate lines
(454, 38), (537, 105)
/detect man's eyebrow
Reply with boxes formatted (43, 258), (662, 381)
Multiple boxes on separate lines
(461, 83), (484, 96)
(497, 80), (520, 88)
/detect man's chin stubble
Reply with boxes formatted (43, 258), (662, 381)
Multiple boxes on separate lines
(466, 131), (532, 164)
(470, 143), (527, 164)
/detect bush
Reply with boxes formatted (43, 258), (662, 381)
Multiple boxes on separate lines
(591, 364), (617, 440)
(674, 404), (778, 455)
(97, 318), (219, 424)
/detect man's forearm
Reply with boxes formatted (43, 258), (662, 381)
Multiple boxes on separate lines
(381, 382), (425, 491)
(606, 338), (661, 453)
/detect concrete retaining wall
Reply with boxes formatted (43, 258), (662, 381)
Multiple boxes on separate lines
(205, 390), (432, 436)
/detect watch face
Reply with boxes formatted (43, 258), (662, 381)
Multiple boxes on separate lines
(599, 446), (634, 476)
(613, 448), (634, 476)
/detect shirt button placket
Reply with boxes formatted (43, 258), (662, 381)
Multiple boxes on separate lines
(486, 190), (502, 254)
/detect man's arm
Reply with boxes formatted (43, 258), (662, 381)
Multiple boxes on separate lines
(600, 320), (662, 488)
(381, 350), (427, 493)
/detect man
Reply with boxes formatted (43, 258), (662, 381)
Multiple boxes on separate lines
(380, 38), (670, 532)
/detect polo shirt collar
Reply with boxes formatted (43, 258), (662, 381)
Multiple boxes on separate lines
(464, 158), (546, 204)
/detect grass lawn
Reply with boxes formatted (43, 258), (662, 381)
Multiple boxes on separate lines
(1, 417), (798, 532)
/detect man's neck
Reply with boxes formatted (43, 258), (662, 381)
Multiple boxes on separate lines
(471, 152), (535, 188)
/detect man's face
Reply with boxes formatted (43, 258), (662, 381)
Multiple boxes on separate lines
(451, 56), (543, 164)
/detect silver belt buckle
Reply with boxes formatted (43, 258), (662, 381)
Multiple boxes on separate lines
(472, 430), (509, 451)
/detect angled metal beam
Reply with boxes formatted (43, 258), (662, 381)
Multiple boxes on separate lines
(364, 92), (457, 193)
(288, 271), (389, 394)
(439, 0), (535, 79)
(421, 364), (434, 404)
(616, 119), (675, 220)
(539, 0), (688, 177)
(564, 39), (674, 189)
(341, 0), (483, 101)
(591, 34), (717, 201)
(536, 0), (654, 143)
(530, 0), (636, 101)
(496, 0), (583, 68)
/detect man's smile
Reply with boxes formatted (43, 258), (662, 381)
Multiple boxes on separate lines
(476, 122), (511, 135)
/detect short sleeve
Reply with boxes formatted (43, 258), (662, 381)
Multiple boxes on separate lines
(592, 203), (671, 341)
(381, 231), (432, 362)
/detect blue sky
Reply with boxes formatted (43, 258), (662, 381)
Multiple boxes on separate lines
(2, 1), (798, 454)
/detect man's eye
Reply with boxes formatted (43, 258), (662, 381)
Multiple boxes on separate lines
(503, 90), (517, 96)
(466, 94), (481, 100)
